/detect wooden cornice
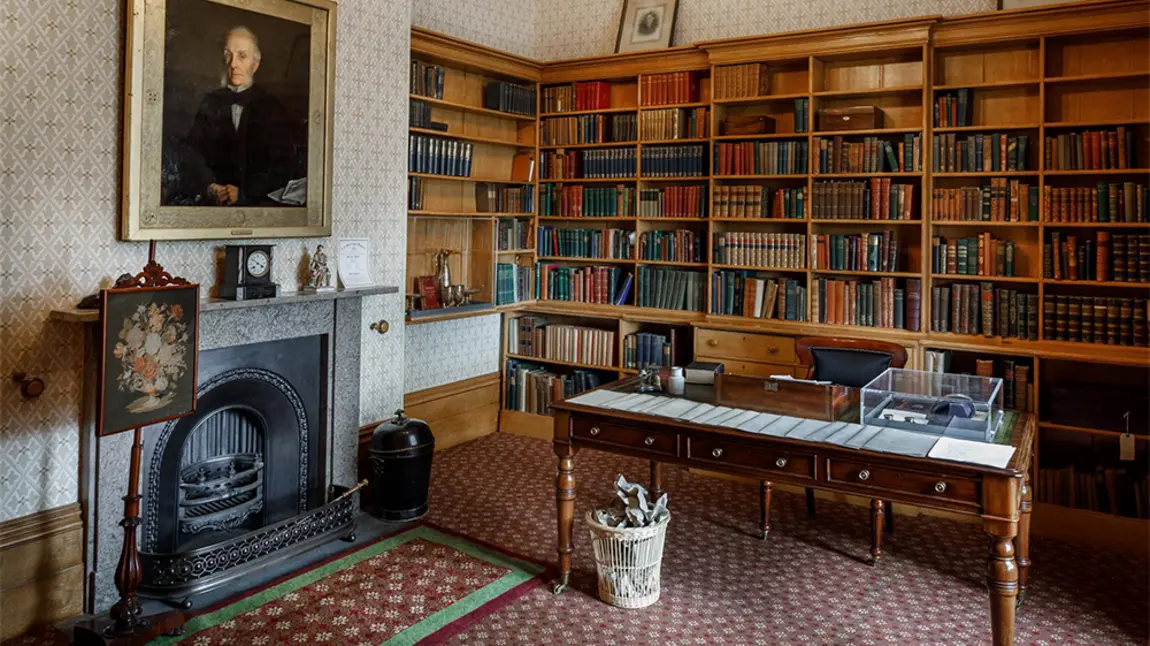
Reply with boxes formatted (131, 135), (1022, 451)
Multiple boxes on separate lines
(0, 503), (83, 551)
(933, 0), (1150, 47)
(541, 45), (708, 83)
(695, 16), (939, 64)
(411, 26), (542, 81)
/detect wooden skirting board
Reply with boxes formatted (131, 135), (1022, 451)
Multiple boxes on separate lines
(0, 503), (85, 641)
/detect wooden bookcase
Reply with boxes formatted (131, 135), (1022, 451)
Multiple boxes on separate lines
(407, 29), (541, 324)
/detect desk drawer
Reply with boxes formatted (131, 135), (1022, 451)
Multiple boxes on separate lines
(696, 329), (796, 365)
(688, 437), (815, 480)
(572, 419), (678, 457)
(826, 459), (980, 506)
(696, 355), (802, 380)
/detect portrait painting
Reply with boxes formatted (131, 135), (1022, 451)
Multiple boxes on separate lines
(121, 0), (336, 240)
(615, 0), (678, 53)
(98, 285), (200, 436)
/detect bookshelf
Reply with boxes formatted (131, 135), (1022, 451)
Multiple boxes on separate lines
(407, 28), (542, 323)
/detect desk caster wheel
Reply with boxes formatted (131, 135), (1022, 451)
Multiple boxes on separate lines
(165, 626), (186, 637)
(550, 575), (569, 595)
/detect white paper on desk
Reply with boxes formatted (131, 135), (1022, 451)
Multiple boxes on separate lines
(862, 428), (939, 457)
(769, 374), (833, 386)
(844, 425), (885, 448)
(646, 398), (699, 419)
(928, 436), (1016, 469)
(566, 390), (629, 408)
(628, 395), (670, 414)
(737, 413), (779, 433)
(717, 409), (761, 428)
(806, 421), (848, 443)
(760, 416), (804, 436)
(694, 406), (734, 425)
(825, 423), (867, 446)
(337, 238), (374, 288)
(677, 403), (716, 421)
(786, 419), (833, 440)
(602, 393), (654, 410)
(705, 408), (745, 426)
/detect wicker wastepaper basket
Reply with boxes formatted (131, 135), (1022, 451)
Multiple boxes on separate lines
(586, 509), (670, 608)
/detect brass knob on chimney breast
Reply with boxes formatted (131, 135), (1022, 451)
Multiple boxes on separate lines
(369, 320), (390, 335)
(12, 372), (45, 399)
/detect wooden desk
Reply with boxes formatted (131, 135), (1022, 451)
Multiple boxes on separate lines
(550, 376), (1036, 646)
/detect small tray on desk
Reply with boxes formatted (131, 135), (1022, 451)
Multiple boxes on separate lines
(714, 374), (854, 422)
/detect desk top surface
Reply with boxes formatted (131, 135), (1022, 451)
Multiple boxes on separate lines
(554, 375), (1035, 477)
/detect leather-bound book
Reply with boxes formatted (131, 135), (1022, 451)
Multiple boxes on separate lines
(907, 278), (921, 332)
(956, 284), (967, 334)
(1051, 232), (1062, 279)
(1014, 365), (1030, 413)
(996, 288), (1009, 338)
(1067, 296), (1082, 341)
(1126, 233), (1139, 282)
(1027, 294), (1039, 340)
(1113, 233), (1127, 281)
(1003, 359), (1016, 409)
(1081, 296), (1094, 342)
(1139, 234), (1149, 283)
(1120, 298), (1134, 346)
(1097, 231), (1111, 281)
(1055, 295), (1069, 341)
(931, 285), (942, 332)
(1043, 294), (1056, 340)
(1106, 297), (1121, 344)
(940, 286), (951, 333)
(1094, 299), (1109, 344)
(1134, 298), (1148, 347)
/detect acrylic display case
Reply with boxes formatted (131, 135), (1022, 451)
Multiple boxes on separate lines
(861, 368), (1004, 443)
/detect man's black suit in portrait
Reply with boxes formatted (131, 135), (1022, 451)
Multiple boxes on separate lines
(177, 26), (304, 206)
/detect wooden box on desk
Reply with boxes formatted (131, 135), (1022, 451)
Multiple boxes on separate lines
(714, 374), (854, 421)
(817, 106), (880, 132)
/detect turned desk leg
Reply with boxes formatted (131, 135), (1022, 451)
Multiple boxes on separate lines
(1016, 478), (1033, 607)
(759, 481), (772, 540)
(650, 461), (664, 500)
(986, 523), (1019, 646)
(552, 448), (576, 594)
(868, 499), (884, 566)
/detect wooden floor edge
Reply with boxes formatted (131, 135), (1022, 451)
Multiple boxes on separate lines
(0, 503), (83, 550)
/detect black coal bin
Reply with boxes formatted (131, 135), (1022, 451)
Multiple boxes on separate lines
(369, 410), (435, 521)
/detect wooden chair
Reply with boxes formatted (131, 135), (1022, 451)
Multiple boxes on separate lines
(760, 337), (907, 564)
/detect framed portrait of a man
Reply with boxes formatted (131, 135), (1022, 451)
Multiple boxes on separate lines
(121, 0), (336, 240)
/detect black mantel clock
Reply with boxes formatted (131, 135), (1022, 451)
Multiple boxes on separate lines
(218, 244), (280, 300)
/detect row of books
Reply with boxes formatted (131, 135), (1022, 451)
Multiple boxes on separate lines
(712, 186), (805, 219)
(1044, 128), (1135, 171)
(712, 63), (769, 100)
(1042, 183), (1148, 223)
(641, 145), (707, 177)
(504, 360), (602, 415)
(639, 186), (707, 219)
(542, 148), (635, 179)
(931, 180), (1039, 223)
(931, 235), (1017, 277)
(640, 108), (708, 141)
(931, 283), (1038, 339)
(540, 184), (634, 218)
(932, 133), (1031, 173)
(408, 135), (472, 177)
(542, 81), (611, 113)
(542, 114), (637, 145)
(641, 71), (699, 106)
(812, 277), (920, 330)
(484, 81), (536, 117)
(814, 134), (922, 174)
(536, 264), (632, 305)
(714, 141), (808, 176)
(410, 60), (445, 99)
(1035, 465), (1149, 519)
(408, 176), (425, 210)
(409, 99), (445, 131)
(1043, 295), (1148, 346)
(507, 316), (616, 367)
(793, 98), (811, 134)
(713, 232), (806, 268)
(476, 183), (534, 214)
(812, 232), (901, 273)
(638, 229), (704, 263)
(537, 227), (634, 260)
(495, 263), (534, 306)
(974, 358), (1031, 412)
(1044, 232), (1149, 283)
(623, 332), (674, 369)
(636, 267), (705, 311)
(711, 273), (807, 321)
(497, 219), (533, 251)
(933, 89), (972, 128)
(811, 180), (917, 221)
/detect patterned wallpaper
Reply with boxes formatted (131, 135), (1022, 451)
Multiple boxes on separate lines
(0, 0), (409, 522)
(411, 0), (537, 59)
(405, 313), (503, 393)
(535, 0), (997, 60)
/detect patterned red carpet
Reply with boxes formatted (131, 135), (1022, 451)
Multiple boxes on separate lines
(425, 433), (1148, 645)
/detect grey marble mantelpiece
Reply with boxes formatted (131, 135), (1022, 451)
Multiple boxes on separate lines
(49, 285), (399, 323)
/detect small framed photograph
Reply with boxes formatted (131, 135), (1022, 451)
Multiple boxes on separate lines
(615, 0), (679, 53)
(98, 284), (201, 436)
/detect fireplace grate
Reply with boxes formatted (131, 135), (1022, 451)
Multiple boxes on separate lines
(179, 453), (265, 534)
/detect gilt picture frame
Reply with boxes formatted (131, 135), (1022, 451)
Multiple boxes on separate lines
(98, 284), (200, 436)
(120, 0), (336, 241)
(615, 0), (678, 53)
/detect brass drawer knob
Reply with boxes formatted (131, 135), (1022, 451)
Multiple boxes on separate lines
(707, 339), (719, 347)
(767, 346), (779, 354)
(775, 457), (788, 468)
(644, 436), (655, 446)
(712, 447), (724, 458)
(934, 481), (947, 494)
(858, 469), (871, 481)
(589, 426), (601, 436)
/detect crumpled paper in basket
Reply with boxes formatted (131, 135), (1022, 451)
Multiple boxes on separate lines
(593, 475), (669, 529)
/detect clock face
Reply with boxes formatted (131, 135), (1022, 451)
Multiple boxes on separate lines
(246, 250), (270, 279)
